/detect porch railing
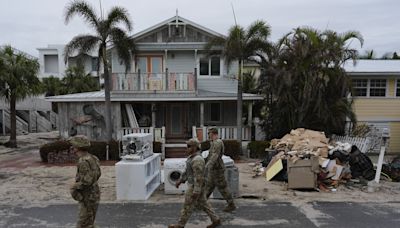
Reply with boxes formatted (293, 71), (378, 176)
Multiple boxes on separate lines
(192, 126), (252, 141)
(111, 71), (196, 92)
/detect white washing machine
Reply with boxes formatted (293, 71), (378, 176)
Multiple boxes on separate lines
(164, 158), (188, 194)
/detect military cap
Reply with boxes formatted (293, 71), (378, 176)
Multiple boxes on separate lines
(208, 127), (219, 134)
(68, 135), (91, 148)
(186, 138), (200, 149)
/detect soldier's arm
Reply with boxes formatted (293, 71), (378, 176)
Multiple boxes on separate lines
(192, 159), (205, 194)
(74, 161), (96, 189)
(180, 170), (187, 183)
(205, 142), (221, 170)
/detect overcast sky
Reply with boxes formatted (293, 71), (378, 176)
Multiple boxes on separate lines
(0, 0), (398, 57)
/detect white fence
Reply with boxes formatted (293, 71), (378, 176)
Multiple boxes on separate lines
(331, 135), (372, 153)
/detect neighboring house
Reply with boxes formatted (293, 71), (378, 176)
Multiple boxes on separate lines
(344, 60), (400, 153)
(37, 44), (103, 83)
(0, 46), (56, 135)
(46, 15), (263, 158)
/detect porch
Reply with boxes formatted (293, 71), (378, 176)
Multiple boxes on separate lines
(117, 125), (252, 159)
(111, 70), (196, 92)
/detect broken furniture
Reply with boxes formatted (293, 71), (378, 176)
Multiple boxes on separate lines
(287, 156), (319, 189)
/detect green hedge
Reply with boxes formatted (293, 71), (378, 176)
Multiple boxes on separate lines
(200, 140), (241, 160)
(247, 141), (270, 159)
(40, 140), (120, 162)
(39, 140), (71, 162)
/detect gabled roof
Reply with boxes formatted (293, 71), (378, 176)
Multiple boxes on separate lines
(344, 60), (400, 75)
(131, 15), (225, 40)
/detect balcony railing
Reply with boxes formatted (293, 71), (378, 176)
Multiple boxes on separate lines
(112, 71), (196, 92)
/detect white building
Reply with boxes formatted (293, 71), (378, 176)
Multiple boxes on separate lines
(37, 44), (102, 81)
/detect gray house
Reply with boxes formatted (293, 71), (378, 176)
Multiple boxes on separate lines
(47, 15), (263, 158)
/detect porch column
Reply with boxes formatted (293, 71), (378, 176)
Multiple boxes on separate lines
(200, 102), (204, 127)
(248, 102), (253, 126)
(164, 49), (168, 91)
(151, 103), (156, 128)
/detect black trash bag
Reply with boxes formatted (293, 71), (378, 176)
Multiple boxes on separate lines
(349, 145), (375, 181)
(328, 150), (349, 163)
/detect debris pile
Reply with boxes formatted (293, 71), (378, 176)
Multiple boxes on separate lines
(264, 128), (375, 191)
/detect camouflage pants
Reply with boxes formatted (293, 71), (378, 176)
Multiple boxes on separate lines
(178, 185), (219, 226)
(77, 187), (100, 228)
(205, 170), (234, 204)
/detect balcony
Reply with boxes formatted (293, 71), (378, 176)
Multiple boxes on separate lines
(111, 71), (196, 92)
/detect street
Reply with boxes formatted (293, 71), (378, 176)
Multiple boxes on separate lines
(1, 200), (399, 227)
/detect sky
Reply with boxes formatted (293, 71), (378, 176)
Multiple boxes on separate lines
(0, 0), (399, 57)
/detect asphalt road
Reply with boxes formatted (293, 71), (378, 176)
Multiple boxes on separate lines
(1, 200), (399, 228)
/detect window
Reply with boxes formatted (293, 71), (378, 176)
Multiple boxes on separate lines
(210, 103), (221, 122)
(205, 102), (222, 123)
(91, 57), (98, 71)
(397, 79), (400, 97)
(44, 55), (59, 73)
(351, 79), (387, 97)
(369, 79), (386, 97)
(199, 56), (220, 76)
(352, 79), (367, 97)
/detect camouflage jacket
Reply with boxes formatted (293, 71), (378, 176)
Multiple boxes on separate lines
(74, 153), (101, 191)
(206, 139), (225, 172)
(180, 152), (205, 194)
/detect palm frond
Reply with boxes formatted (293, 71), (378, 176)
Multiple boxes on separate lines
(63, 35), (100, 63)
(106, 6), (132, 31)
(64, 0), (98, 28)
(109, 28), (136, 72)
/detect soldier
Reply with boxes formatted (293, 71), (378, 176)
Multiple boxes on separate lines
(69, 135), (101, 228)
(169, 138), (221, 228)
(205, 128), (236, 212)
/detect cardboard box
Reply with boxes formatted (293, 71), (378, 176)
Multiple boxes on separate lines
(287, 156), (319, 189)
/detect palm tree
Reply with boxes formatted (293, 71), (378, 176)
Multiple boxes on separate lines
(60, 61), (99, 94)
(0, 45), (41, 147)
(258, 27), (363, 138)
(64, 0), (135, 142)
(205, 21), (271, 148)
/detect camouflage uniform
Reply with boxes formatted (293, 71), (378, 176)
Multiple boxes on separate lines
(176, 152), (220, 226)
(205, 139), (235, 207)
(69, 136), (101, 228)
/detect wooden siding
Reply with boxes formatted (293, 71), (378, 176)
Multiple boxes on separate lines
(352, 98), (400, 120)
(58, 102), (121, 141)
(389, 122), (400, 153)
(166, 51), (195, 72)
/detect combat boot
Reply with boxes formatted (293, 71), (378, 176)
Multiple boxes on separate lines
(223, 202), (236, 212)
(206, 218), (221, 228)
(168, 224), (184, 228)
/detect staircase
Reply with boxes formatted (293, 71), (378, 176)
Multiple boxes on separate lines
(2, 109), (29, 134)
(29, 111), (53, 132)
(165, 143), (187, 158)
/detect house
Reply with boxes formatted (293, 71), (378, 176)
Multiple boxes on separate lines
(344, 60), (400, 154)
(46, 15), (263, 158)
(37, 44), (103, 83)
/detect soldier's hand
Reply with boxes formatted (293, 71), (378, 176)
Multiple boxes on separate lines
(191, 192), (200, 201)
(175, 180), (181, 188)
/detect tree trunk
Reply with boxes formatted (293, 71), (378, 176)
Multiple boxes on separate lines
(102, 48), (113, 143)
(237, 60), (243, 153)
(7, 94), (17, 148)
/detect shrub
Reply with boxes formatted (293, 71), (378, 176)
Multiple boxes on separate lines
(223, 140), (241, 160)
(40, 140), (120, 162)
(88, 140), (120, 161)
(247, 141), (270, 159)
(39, 140), (71, 162)
(200, 140), (241, 160)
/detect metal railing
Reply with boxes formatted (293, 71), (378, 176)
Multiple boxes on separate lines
(112, 70), (196, 92)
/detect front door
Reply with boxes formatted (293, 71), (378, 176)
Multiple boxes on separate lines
(166, 103), (187, 140)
